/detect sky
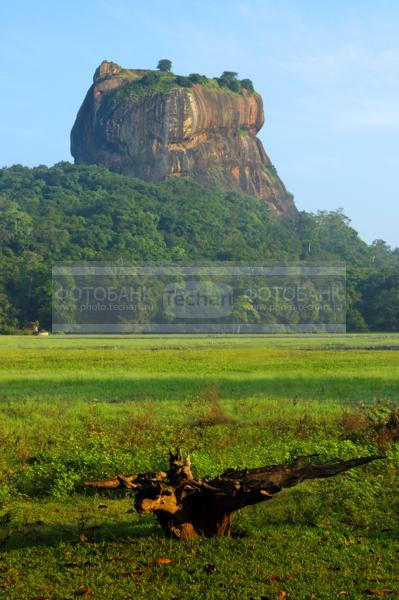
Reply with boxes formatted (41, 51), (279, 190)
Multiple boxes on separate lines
(1, 0), (398, 247)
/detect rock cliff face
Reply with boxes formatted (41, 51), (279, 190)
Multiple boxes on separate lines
(71, 61), (296, 219)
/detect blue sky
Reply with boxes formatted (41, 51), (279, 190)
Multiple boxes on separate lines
(1, 0), (398, 247)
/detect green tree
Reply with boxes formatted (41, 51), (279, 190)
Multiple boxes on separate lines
(218, 71), (241, 93)
(157, 59), (172, 72)
(358, 266), (399, 331)
(0, 163), (397, 332)
(188, 73), (209, 84)
(221, 71), (238, 80)
(240, 78), (254, 93)
(231, 295), (260, 333)
(0, 196), (33, 251)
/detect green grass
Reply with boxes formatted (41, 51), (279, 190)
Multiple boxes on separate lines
(0, 334), (398, 599)
(235, 127), (250, 137)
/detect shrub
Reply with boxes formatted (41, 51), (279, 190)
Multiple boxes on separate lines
(341, 410), (369, 434)
(227, 79), (240, 93)
(236, 127), (250, 137)
(192, 385), (233, 427)
(217, 74), (241, 93)
(142, 72), (161, 86)
(240, 78), (254, 93)
(175, 75), (192, 88)
(122, 402), (157, 446)
(188, 73), (209, 84)
(340, 402), (399, 447)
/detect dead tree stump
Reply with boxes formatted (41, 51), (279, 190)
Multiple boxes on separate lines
(83, 449), (383, 539)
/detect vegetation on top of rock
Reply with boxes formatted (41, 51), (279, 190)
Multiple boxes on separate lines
(240, 78), (255, 93)
(141, 71), (162, 86)
(175, 75), (193, 88)
(99, 63), (257, 104)
(188, 73), (210, 84)
(103, 71), (177, 105)
(215, 71), (255, 94)
(157, 59), (172, 72)
(217, 71), (240, 93)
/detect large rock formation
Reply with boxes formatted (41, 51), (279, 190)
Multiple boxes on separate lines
(71, 61), (296, 219)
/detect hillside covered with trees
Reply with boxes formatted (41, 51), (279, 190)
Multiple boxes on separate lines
(0, 162), (398, 332)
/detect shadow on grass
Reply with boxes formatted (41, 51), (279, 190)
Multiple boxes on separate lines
(0, 375), (398, 403)
(3, 516), (396, 554)
(2, 517), (162, 551)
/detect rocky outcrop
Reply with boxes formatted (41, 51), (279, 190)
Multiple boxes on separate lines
(71, 61), (296, 219)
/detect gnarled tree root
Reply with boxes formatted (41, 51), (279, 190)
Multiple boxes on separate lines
(83, 449), (383, 538)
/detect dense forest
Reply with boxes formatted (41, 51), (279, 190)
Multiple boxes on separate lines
(0, 162), (398, 332)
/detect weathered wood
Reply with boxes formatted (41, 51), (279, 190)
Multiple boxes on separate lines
(83, 449), (383, 538)
(83, 471), (167, 490)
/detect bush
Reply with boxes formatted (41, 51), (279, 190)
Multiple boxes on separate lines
(227, 79), (240, 93)
(175, 75), (192, 88)
(142, 72), (161, 86)
(188, 73), (209, 84)
(217, 74), (241, 93)
(240, 78), (254, 93)
(236, 127), (249, 137)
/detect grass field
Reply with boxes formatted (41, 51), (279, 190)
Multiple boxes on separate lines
(0, 334), (398, 599)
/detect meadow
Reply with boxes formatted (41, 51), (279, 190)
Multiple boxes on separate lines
(0, 334), (398, 599)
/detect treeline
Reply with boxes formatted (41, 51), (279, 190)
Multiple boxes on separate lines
(0, 162), (398, 332)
